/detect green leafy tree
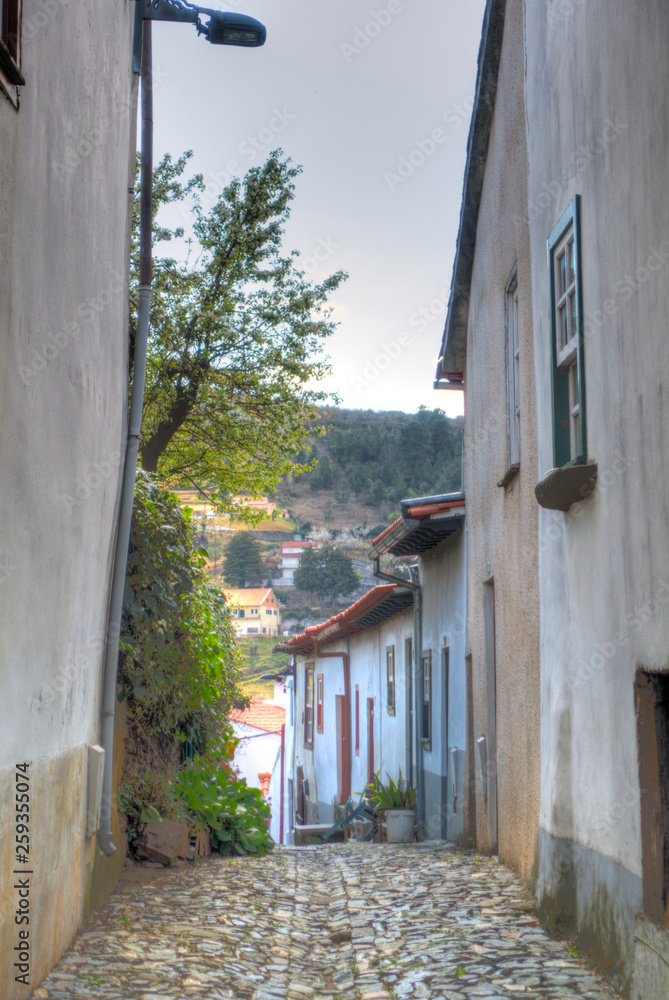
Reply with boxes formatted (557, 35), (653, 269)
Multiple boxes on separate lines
(223, 531), (264, 588)
(130, 150), (346, 511)
(294, 544), (359, 605)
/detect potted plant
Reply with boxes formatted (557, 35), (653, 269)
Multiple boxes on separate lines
(366, 769), (416, 843)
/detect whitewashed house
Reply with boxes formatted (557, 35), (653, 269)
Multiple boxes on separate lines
(434, 1), (669, 996)
(273, 540), (322, 586)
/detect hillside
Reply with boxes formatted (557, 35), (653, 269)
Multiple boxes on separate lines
(278, 406), (463, 532)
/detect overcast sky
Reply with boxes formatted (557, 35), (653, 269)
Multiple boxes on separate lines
(151, 0), (486, 417)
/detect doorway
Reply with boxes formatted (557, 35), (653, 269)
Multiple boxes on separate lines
(635, 670), (669, 924)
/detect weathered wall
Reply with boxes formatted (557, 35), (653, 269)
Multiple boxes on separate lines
(524, 2), (669, 991)
(0, 0), (135, 993)
(419, 527), (468, 843)
(462, 0), (541, 883)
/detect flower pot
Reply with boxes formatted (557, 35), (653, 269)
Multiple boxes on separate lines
(384, 808), (416, 843)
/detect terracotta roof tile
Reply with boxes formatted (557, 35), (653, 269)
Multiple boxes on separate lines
(229, 701), (286, 733)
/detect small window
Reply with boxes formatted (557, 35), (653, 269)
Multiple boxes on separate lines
(386, 645), (396, 715)
(422, 650), (432, 750)
(316, 674), (324, 733)
(548, 196), (586, 467)
(0, 0), (24, 105)
(505, 269), (520, 471)
(304, 663), (314, 748)
(239, 609), (245, 618)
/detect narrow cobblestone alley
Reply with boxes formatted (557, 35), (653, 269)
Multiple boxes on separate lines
(30, 843), (622, 1000)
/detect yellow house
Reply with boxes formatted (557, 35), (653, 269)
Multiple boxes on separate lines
(224, 588), (282, 636)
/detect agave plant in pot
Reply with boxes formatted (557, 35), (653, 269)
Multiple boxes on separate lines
(367, 769), (416, 843)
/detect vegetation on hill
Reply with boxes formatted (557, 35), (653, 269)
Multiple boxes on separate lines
(222, 531), (265, 589)
(282, 406), (463, 520)
(293, 544), (359, 604)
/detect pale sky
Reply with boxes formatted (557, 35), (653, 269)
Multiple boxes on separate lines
(151, 1), (486, 417)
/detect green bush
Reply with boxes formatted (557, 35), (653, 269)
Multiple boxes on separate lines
(174, 763), (273, 856)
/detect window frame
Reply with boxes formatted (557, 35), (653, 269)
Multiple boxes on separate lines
(421, 650), (432, 750)
(316, 673), (324, 733)
(548, 195), (586, 468)
(0, 0), (24, 107)
(355, 684), (360, 756)
(505, 266), (521, 471)
(386, 644), (396, 715)
(304, 663), (314, 748)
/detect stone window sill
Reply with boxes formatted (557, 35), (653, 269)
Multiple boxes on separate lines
(534, 462), (598, 511)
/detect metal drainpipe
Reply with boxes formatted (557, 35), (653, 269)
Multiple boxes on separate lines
(98, 20), (153, 857)
(372, 559), (424, 834)
(313, 640), (352, 806)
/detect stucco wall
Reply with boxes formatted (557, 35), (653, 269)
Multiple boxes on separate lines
(420, 527), (468, 843)
(524, 2), (669, 989)
(463, 0), (541, 883)
(0, 1), (135, 993)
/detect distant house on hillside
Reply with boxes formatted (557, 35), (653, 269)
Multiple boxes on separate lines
(224, 588), (282, 636)
(274, 540), (324, 586)
(230, 496), (277, 518)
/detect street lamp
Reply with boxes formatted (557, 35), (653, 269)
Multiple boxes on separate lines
(133, 0), (266, 72)
(99, 0), (266, 857)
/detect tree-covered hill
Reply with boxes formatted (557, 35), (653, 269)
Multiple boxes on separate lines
(295, 406), (463, 508)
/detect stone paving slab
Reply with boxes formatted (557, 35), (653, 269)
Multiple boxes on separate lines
(30, 842), (622, 1000)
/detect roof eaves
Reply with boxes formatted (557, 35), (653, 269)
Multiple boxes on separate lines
(436, 0), (506, 382)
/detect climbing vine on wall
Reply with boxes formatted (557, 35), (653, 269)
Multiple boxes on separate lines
(119, 473), (246, 769)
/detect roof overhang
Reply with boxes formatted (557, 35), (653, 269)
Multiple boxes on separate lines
(435, 0), (506, 385)
(371, 493), (466, 558)
(274, 584), (414, 656)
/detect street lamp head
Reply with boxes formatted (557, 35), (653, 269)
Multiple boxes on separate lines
(199, 10), (266, 46)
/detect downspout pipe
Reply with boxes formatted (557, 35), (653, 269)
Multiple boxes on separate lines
(372, 558), (424, 834)
(98, 21), (153, 856)
(279, 722), (285, 845)
(313, 641), (352, 806)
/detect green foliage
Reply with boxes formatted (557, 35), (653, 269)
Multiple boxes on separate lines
(236, 635), (291, 678)
(118, 771), (181, 840)
(222, 531), (265, 588)
(119, 473), (245, 753)
(293, 543), (358, 604)
(131, 149), (347, 508)
(299, 406), (463, 506)
(365, 769), (416, 810)
(174, 763), (273, 856)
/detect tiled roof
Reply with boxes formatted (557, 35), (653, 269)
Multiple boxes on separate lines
(229, 701), (286, 733)
(274, 584), (413, 655)
(371, 494), (465, 557)
(223, 588), (274, 608)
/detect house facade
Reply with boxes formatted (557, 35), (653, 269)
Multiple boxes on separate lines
(274, 540), (322, 586)
(0, 1), (135, 994)
(224, 588), (282, 636)
(435, 1), (669, 995)
(434, 0), (541, 887)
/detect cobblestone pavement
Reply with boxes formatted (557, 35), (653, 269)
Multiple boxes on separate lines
(31, 842), (622, 1000)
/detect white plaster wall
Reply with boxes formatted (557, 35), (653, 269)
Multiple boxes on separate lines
(525, 0), (669, 879)
(0, 1), (136, 992)
(232, 723), (281, 792)
(463, 0), (541, 881)
(419, 527), (468, 841)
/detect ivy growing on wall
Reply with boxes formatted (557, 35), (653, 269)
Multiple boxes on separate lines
(119, 473), (246, 769)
